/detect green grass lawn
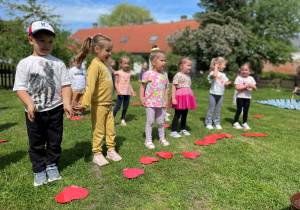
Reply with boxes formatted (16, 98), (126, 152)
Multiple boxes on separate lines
(1, 82), (300, 209)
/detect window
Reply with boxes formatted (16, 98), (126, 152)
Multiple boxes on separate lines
(73, 38), (80, 43)
(165, 35), (173, 42)
(121, 36), (129, 43)
(149, 35), (158, 42)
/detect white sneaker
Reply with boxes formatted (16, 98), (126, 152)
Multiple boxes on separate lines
(164, 116), (170, 121)
(206, 125), (213, 130)
(215, 125), (222, 130)
(170, 131), (181, 138)
(120, 119), (127, 126)
(166, 112), (170, 116)
(180, 130), (190, 135)
(242, 123), (251, 130)
(233, 122), (242, 129)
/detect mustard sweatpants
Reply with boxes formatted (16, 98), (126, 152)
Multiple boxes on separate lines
(91, 104), (116, 154)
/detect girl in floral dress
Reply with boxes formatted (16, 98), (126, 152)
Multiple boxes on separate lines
(140, 45), (169, 149)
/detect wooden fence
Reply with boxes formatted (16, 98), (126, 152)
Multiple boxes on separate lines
(0, 64), (15, 89)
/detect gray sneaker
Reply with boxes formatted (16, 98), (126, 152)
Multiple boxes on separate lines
(46, 163), (62, 182)
(34, 170), (47, 187)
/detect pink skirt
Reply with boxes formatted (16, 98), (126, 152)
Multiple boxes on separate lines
(169, 88), (197, 110)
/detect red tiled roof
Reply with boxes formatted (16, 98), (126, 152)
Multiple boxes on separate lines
(70, 21), (200, 53)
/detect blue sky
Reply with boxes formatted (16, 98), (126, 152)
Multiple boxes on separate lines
(0, 0), (203, 34)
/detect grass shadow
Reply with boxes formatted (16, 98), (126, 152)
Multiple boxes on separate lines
(0, 107), (16, 111)
(279, 206), (290, 210)
(224, 117), (234, 123)
(200, 117), (205, 124)
(0, 150), (27, 170)
(0, 123), (18, 132)
(125, 114), (137, 122)
(227, 107), (236, 113)
(60, 141), (92, 171)
(102, 136), (126, 154)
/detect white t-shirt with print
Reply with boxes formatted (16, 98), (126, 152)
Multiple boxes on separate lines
(13, 55), (71, 112)
(207, 71), (229, 95)
(234, 75), (256, 99)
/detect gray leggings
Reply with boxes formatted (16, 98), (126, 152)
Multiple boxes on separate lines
(145, 107), (165, 141)
(205, 94), (223, 126)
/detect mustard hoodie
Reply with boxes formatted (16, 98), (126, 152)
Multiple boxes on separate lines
(81, 58), (113, 108)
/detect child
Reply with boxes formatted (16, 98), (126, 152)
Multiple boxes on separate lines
(233, 62), (257, 129)
(169, 57), (197, 138)
(113, 56), (137, 125)
(69, 58), (87, 117)
(138, 62), (148, 83)
(205, 57), (231, 130)
(107, 57), (116, 91)
(75, 33), (122, 166)
(140, 44), (169, 149)
(13, 21), (73, 186)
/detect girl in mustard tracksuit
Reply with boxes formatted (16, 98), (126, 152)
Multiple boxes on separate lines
(76, 34), (122, 166)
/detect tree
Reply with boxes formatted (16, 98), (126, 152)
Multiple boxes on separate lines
(98, 2), (155, 27)
(0, 0), (76, 65)
(170, 0), (300, 73)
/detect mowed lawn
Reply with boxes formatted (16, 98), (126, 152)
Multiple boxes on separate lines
(1, 81), (300, 209)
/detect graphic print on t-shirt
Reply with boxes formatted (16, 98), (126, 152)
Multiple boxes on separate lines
(28, 61), (56, 109)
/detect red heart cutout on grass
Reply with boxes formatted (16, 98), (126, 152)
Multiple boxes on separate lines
(71, 117), (83, 121)
(254, 133), (268, 137)
(194, 140), (210, 146)
(242, 133), (256, 137)
(224, 134), (233, 138)
(131, 102), (139, 106)
(210, 134), (222, 140)
(0, 139), (7, 143)
(56, 185), (89, 203)
(123, 168), (144, 179)
(156, 152), (173, 159)
(253, 115), (263, 118)
(182, 152), (200, 159)
(164, 124), (169, 128)
(140, 156), (159, 164)
(203, 138), (217, 144)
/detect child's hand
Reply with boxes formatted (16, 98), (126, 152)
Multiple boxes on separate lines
(132, 92), (137, 97)
(140, 99), (145, 107)
(117, 90), (121, 95)
(64, 104), (74, 119)
(75, 105), (86, 113)
(27, 104), (36, 122)
(172, 98), (177, 105)
(226, 81), (232, 86)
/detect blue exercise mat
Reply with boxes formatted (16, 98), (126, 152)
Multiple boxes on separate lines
(254, 99), (300, 110)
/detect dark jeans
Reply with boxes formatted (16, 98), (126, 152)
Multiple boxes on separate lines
(26, 105), (64, 173)
(113, 95), (130, 119)
(171, 109), (188, 132)
(234, 98), (250, 124)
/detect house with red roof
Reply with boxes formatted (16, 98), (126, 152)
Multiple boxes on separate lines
(70, 16), (200, 73)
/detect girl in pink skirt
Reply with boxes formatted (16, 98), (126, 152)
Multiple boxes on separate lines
(169, 57), (197, 138)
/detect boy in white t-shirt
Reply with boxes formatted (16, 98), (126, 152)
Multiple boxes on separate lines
(13, 21), (73, 186)
(233, 62), (257, 130)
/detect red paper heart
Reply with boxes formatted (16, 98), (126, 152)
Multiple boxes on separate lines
(253, 115), (263, 118)
(224, 134), (233, 138)
(182, 152), (200, 159)
(71, 117), (83, 121)
(156, 152), (173, 159)
(164, 124), (169, 128)
(140, 156), (159, 164)
(203, 138), (217, 144)
(210, 134), (222, 140)
(242, 133), (256, 137)
(131, 102), (139, 106)
(56, 185), (89, 203)
(123, 168), (144, 179)
(194, 140), (210, 146)
(254, 133), (268, 137)
(0, 139), (7, 143)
